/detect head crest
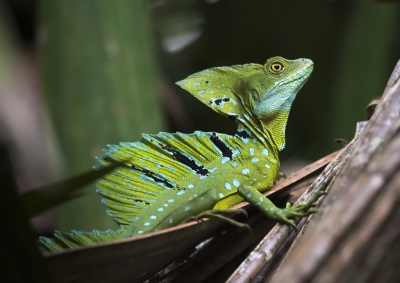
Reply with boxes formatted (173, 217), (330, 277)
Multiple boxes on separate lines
(176, 63), (262, 121)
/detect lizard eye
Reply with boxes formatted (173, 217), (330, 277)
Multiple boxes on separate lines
(270, 62), (283, 73)
(251, 89), (260, 102)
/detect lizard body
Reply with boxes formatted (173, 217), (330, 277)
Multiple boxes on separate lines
(39, 56), (319, 253)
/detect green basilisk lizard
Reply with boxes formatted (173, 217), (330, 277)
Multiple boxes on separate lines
(39, 56), (323, 253)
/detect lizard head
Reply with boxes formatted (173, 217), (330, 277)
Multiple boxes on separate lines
(237, 57), (313, 151)
(176, 56), (313, 150)
(238, 57), (313, 122)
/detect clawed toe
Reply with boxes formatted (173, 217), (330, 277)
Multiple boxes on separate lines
(244, 224), (253, 234)
(238, 208), (248, 218)
(274, 191), (325, 228)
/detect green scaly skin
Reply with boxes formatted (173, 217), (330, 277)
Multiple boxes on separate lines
(39, 56), (321, 253)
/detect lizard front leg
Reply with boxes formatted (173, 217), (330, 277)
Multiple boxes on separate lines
(237, 175), (325, 229)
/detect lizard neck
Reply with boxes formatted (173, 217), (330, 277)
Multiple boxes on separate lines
(235, 109), (289, 155)
(236, 122), (278, 161)
(259, 110), (290, 152)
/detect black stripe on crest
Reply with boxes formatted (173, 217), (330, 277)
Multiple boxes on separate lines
(210, 132), (233, 159)
(159, 143), (209, 176)
(131, 165), (174, 189)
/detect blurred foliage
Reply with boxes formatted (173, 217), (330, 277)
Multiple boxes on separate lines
(0, 11), (50, 280)
(0, 143), (50, 282)
(21, 162), (123, 218)
(328, 0), (397, 143)
(39, 0), (165, 231)
(152, 0), (400, 161)
(1, 0), (399, 240)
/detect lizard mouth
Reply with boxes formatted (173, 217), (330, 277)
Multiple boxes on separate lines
(276, 61), (313, 89)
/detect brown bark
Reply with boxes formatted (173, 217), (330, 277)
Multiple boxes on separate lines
(269, 60), (400, 283)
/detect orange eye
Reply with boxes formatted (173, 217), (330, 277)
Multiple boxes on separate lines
(270, 62), (283, 73)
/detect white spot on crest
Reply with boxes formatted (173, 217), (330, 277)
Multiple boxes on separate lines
(168, 199), (175, 203)
(164, 203), (168, 207)
(246, 193), (252, 198)
(232, 149), (240, 157)
(177, 190), (186, 196)
(242, 168), (250, 175)
(225, 182), (232, 191)
(193, 82), (201, 86)
(169, 218), (173, 224)
(137, 230), (144, 234)
(279, 144), (285, 150)
(144, 222), (151, 226)
(206, 82), (212, 86)
(219, 193), (224, 198)
(185, 206), (191, 211)
(150, 215), (157, 220)
(261, 149), (269, 156)
(265, 164), (270, 169)
(221, 157), (230, 164)
(233, 178), (240, 187)
(249, 148), (255, 156)
(252, 138), (257, 144)
(187, 184), (194, 189)
(231, 162), (238, 168)
(251, 157), (260, 164)
(199, 175), (207, 180)
(209, 167), (217, 172)
(157, 208), (164, 212)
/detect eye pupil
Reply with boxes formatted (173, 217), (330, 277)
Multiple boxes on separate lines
(271, 63), (283, 72)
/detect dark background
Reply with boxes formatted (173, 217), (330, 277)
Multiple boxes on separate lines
(1, 0), (399, 234)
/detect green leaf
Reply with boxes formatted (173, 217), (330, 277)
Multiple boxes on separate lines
(20, 162), (123, 218)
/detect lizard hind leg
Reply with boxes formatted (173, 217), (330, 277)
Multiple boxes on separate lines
(186, 209), (251, 232)
(237, 175), (325, 230)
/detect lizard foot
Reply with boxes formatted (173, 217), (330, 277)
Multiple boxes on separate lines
(273, 191), (326, 229)
(193, 209), (251, 233)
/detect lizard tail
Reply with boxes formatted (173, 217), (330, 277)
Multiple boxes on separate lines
(38, 229), (124, 253)
(38, 131), (221, 253)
